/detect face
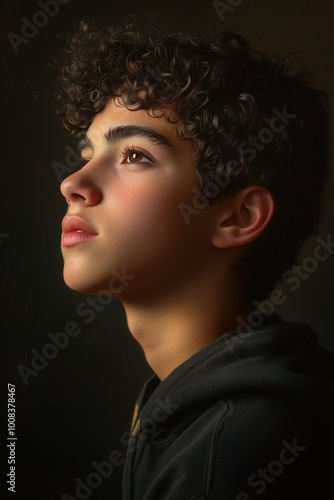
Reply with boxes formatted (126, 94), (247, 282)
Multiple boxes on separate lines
(60, 98), (217, 301)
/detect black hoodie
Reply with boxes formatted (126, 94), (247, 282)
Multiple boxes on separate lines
(122, 316), (334, 499)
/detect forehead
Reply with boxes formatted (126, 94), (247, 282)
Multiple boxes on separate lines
(86, 97), (184, 146)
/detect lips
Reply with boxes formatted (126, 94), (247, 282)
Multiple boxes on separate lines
(61, 215), (98, 247)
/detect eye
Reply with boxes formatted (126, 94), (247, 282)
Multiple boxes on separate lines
(127, 151), (145, 163)
(122, 146), (154, 164)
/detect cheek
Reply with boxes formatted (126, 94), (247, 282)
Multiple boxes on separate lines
(100, 177), (200, 274)
(112, 179), (195, 238)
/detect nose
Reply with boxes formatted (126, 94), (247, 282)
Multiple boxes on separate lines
(60, 163), (102, 207)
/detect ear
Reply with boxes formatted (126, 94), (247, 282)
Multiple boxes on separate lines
(211, 187), (274, 249)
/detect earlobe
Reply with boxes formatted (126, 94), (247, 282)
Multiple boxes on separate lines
(211, 187), (274, 249)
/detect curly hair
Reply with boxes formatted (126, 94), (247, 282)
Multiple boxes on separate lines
(55, 21), (330, 303)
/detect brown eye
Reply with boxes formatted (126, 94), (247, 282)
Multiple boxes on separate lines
(128, 151), (144, 163)
(122, 147), (153, 165)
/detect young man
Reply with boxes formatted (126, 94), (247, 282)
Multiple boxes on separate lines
(57, 22), (334, 499)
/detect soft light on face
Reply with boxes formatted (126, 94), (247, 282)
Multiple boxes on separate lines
(60, 98), (216, 301)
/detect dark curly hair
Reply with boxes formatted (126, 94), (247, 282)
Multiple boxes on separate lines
(55, 20), (330, 304)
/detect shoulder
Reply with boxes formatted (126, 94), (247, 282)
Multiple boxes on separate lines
(207, 390), (334, 499)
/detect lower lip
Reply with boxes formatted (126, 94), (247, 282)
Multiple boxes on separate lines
(61, 232), (97, 247)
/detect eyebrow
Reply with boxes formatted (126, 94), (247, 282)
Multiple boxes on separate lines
(78, 125), (172, 152)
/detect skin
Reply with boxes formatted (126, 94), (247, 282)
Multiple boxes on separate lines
(60, 97), (274, 380)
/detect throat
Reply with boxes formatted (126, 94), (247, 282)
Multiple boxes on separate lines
(123, 298), (248, 381)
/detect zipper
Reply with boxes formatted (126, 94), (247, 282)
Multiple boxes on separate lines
(122, 434), (135, 500)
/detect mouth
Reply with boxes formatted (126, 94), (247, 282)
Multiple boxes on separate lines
(61, 215), (98, 247)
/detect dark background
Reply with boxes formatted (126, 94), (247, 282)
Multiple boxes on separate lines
(1, 0), (334, 499)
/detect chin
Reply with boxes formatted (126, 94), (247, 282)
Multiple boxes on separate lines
(62, 256), (137, 298)
(63, 269), (97, 294)
(63, 266), (123, 296)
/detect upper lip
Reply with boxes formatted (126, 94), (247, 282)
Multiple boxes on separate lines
(61, 215), (98, 235)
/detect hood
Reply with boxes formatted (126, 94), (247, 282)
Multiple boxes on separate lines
(136, 316), (334, 435)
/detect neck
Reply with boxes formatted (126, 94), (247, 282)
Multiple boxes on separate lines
(122, 269), (248, 381)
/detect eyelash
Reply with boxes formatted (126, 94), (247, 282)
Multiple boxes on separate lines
(77, 145), (154, 170)
(121, 145), (154, 164)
